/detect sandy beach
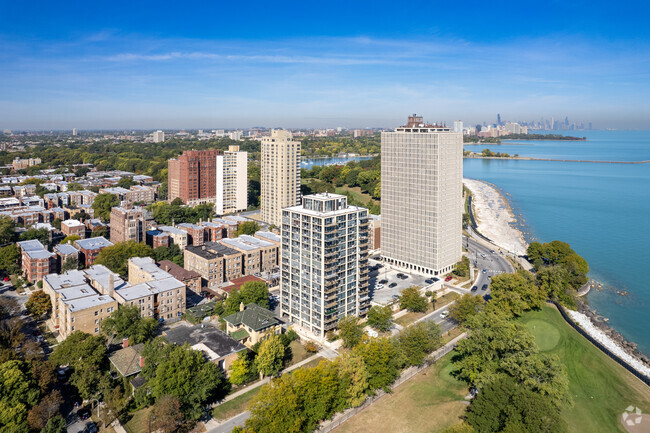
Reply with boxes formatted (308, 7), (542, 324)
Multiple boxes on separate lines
(463, 178), (528, 256)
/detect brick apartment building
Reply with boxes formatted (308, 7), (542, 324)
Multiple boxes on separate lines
(17, 239), (56, 283)
(74, 237), (113, 267)
(110, 206), (148, 243)
(61, 219), (86, 239)
(168, 149), (220, 205)
(158, 260), (202, 296)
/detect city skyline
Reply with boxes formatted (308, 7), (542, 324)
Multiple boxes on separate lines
(1, 1), (649, 130)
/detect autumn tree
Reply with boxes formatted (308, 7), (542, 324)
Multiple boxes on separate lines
(151, 395), (185, 433)
(26, 290), (52, 317)
(337, 316), (364, 349)
(95, 241), (154, 276)
(255, 334), (285, 378)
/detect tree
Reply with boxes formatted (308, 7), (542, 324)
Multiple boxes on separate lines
(394, 321), (442, 367)
(92, 193), (119, 221)
(245, 374), (303, 433)
(452, 256), (470, 278)
(27, 390), (62, 431)
(0, 215), (16, 244)
(153, 244), (183, 267)
(0, 244), (20, 277)
(449, 294), (484, 324)
(75, 167), (90, 178)
(148, 344), (228, 419)
(95, 241), (154, 276)
(441, 423), (474, 433)
(151, 395), (184, 433)
(49, 332), (107, 399)
(66, 182), (84, 191)
(366, 305), (393, 332)
(255, 335), (285, 378)
(91, 225), (109, 239)
(19, 228), (50, 246)
(488, 270), (543, 318)
(337, 316), (364, 349)
(117, 177), (135, 189)
(354, 338), (400, 391)
(61, 234), (81, 245)
(235, 221), (261, 237)
(0, 360), (40, 432)
(223, 282), (270, 315)
(26, 290), (51, 317)
(229, 352), (254, 386)
(101, 305), (158, 344)
(40, 415), (67, 433)
(466, 377), (567, 433)
(336, 352), (370, 407)
(399, 286), (428, 313)
(61, 256), (79, 272)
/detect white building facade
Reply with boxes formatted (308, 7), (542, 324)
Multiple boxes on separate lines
(280, 194), (370, 337)
(381, 115), (463, 275)
(216, 145), (248, 215)
(261, 129), (301, 226)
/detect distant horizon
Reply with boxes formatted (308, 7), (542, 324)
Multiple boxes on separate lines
(1, 1), (648, 130)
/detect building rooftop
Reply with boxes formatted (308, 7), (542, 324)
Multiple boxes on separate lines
(75, 236), (113, 250)
(62, 219), (85, 228)
(129, 256), (172, 280)
(58, 285), (96, 301)
(54, 244), (79, 255)
(158, 225), (188, 235)
(254, 231), (281, 243)
(115, 283), (151, 301)
(207, 242), (240, 256)
(44, 269), (87, 291)
(25, 249), (56, 260)
(163, 323), (246, 362)
(63, 294), (115, 313)
(212, 218), (238, 226)
(177, 222), (203, 231)
(185, 245), (220, 260)
(108, 343), (144, 377)
(221, 235), (274, 252)
(158, 260), (201, 282)
(17, 239), (46, 252)
(84, 265), (128, 291)
(223, 303), (280, 332)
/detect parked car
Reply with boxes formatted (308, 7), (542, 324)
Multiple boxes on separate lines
(444, 275), (453, 282)
(78, 408), (91, 421)
(440, 310), (449, 319)
(85, 422), (98, 433)
(481, 284), (488, 291)
(389, 282), (398, 288)
(482, 269), (486, 274)
(376, 284), (384, 289)
(471, 286), (478, 292)
(432, 277), (440, 282)
(379, 279), (388, 284)
(3, 277), (9, 282)
(424, 279), (434, 284)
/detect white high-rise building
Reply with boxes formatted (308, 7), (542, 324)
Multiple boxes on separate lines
(153, 130), (165, 143)
(216, 145), (248, 215)
(453, 120), (463, 134)
(228, 130), (243, 141)
(72, 128), (78, 136)
(280, 193), (370, 337)
(261, 129), (301, 226)
(381, 114), (463, 275)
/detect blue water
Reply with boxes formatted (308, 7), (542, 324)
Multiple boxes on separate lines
(463, 130), (650, 354)
(301, 155), (375, 169)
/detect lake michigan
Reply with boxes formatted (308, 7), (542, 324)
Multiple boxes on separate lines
(464, 130), (650, 354)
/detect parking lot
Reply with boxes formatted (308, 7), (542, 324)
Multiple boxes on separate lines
(368, 258), (443, 305)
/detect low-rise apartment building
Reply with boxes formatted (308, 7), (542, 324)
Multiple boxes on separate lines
(176, 223), (205, 246)
(18, 239), (56, 283)
(158, 260), (202, 296)
(61, 219), (86, 239)
(156, 226), (188, 250)
(75, 237), (113, 267)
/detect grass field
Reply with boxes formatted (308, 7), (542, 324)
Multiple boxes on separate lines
(286, 340), (313, 367)
(336, 353), (468, 433)
(521, 306), (650, 433)
(123, 406), (152, 433)
(212, 387), (262, 422)
(334, 185), (378, 206)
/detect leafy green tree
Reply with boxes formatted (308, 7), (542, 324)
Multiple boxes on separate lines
(51, 218), (62, 230)
(95, 241), (154, 276)
(449, 294), (484, 324)
(27, 390), (62, 431)
(394, 321), (442, 367)
(336, 352), (370, 407)
(75, 167), (90, 178)
(354, 337), (399, 391)
(19, 228), (50, 246)
(148, 344), (227, 419)
(153, 244), (184, 267)
(255, 334), (285, 378)
(452, 256), (470, 278)
(223, 282), (270, 315)
(536, 266), (576, 308)
(61, 234), (81, 245)
(39, 415), (67, 433)
(92, 193), (119, 221)
(337, 316), (364, 349)
(101, 305), (158, 344)
(0, 215), (16, 244)
(441, 423), (474, 433)
(49, 332), (107, 399)
(235, 221), (261, 236)
(466, 377), (567, 433)
(66, 182), (84, 191)
(0, 244), (20, 276)
(245, 374), (303, 433)
(25, 291), (51, 317)
(61, 256), (79, 272)
(0, 360), (40, 432)
(229, 351), (254, 386)
(366, 305), (393, 332)
(488, 271), (543, 318)
(117, 177), (135, 188)
(399, 286), (428, 313)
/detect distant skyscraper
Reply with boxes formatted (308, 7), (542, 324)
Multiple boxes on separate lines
(261, 129), (301, 226)
(453, 120), (463, 133)
(497, 113), (502, 126)
(280, 193), (370, 337)
(381, 115), (463, 275)
(153, 130), (165, 143)
(72, 128), (77, 136)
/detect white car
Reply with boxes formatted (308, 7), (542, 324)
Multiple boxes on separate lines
(376, 284), (384, 289)
(440, 310), (449, 319)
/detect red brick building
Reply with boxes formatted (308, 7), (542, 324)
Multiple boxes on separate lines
(110, 206), (148, 244)
(61, 219), (86, 239)
(17, 240), (56, 283)
(146, 230), (170, 249)
(167, 149), (220, 205)
(74, 237), (114, 267)
(158, 260), (203, 296)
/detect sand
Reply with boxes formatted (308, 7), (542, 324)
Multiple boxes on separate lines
(463, 178), (528, 256)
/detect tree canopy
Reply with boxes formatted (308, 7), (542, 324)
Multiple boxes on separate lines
(235, 221), (261, 237)
(366, 305), (393, 332)
(95, 241), (154, 276)
(92, 193), (119, 221)
(25, 291), (52, 317)
(101, 305), (157, 344)
(223, 281), (270, 315)
(399, 286), (428, 313)
(337, 316), (364, 349)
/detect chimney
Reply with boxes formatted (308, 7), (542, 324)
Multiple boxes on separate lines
(139, 356), (145, 368)
(239, 302), (245, 312)
(108, 273), (115, 298)
(122, 338), (129, 348)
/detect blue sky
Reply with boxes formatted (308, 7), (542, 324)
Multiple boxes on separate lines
(1, 0), (649, 130)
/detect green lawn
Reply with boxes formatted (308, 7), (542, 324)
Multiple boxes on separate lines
(521, 306), (650, 433)
(212, 387), (262, 422)
(395, 292), (460, 327)
(123, 406), (152, 433)
(337, 353), (468, 433)
(286, 340), (312, 367)
(334, 185), (378, 206)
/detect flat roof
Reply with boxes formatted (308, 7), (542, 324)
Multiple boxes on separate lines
(158, 225), (187, 235)
(17, 239), (46, 252)
(62, 219), (84, 227)
(284, 203), (368, 218)
(147, 277), (184, 294)
(63, 294), (115, 313)
(177, 222), (203, 230)
(254, 231), (281, 243)
(116, 283), (151, 301)
(25, 249), (55, 260)
(45, 270), (87, 291)
(58, 285), (96, 301)
(54, 244), (79, 255)
(221, 235), (273, 251)
(75, 236), (113, 250)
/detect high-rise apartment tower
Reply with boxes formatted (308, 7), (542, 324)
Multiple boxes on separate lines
(280, 193), (370, 337)
(260, 129), (301, 226)
(381, 114), (462, 275)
